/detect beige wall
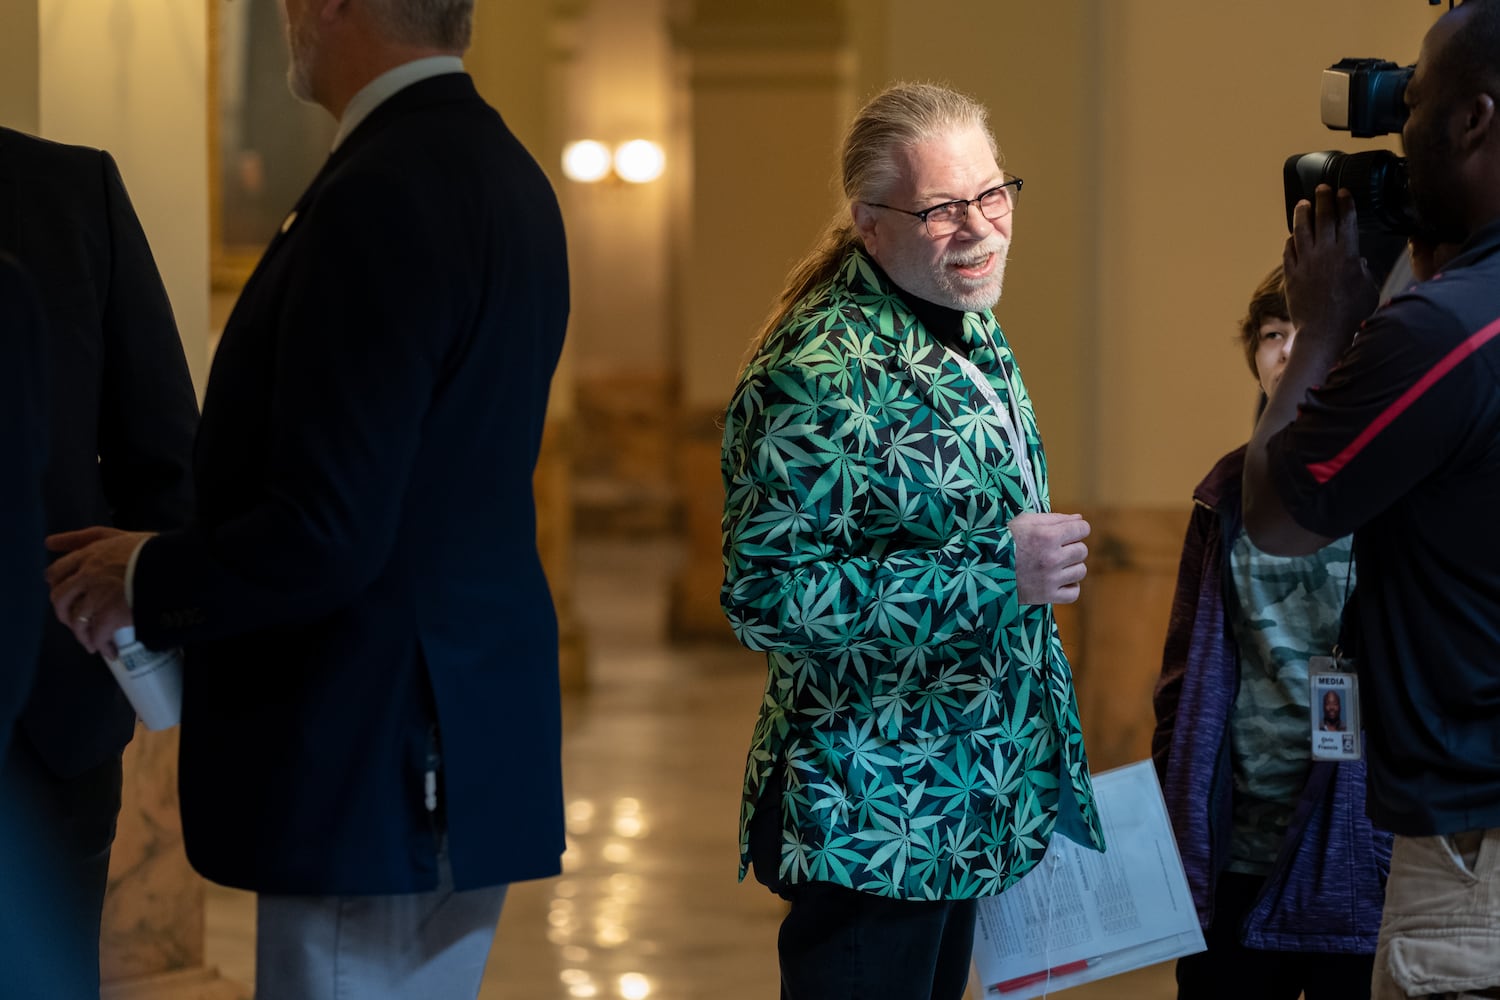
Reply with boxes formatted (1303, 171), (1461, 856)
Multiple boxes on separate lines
(0, 0), (39, 132)
(557, 0), (673, 381)
(861, 0), (1437, 507)
(36, 0), (211, 394)
(468, 0), (578, 429)
(674, 0), (851, 413)
(469, 0), (555, 158)
(855, 2), (1102, 501)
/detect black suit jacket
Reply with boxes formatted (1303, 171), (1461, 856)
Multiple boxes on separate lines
(0, 256), (48, 757)
(135, 73), (570, 894)
(0, 129), (198, 776)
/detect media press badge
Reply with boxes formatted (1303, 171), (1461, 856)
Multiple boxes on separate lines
(1309, 655), (1361, 761)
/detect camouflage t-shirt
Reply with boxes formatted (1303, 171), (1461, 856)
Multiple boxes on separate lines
(1225, 530), (1354, 875)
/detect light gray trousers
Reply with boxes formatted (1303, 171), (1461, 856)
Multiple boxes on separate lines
(254, 853), (506, 1000)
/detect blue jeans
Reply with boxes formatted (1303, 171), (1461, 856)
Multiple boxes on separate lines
(0, 735), (122, 1000)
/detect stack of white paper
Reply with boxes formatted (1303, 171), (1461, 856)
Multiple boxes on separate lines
(970, 759), (1206, 998)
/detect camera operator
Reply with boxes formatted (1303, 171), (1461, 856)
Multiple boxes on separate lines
(1244, 2), (1500, 997)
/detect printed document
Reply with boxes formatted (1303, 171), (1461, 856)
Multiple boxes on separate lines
(969, 759), (1205, 997)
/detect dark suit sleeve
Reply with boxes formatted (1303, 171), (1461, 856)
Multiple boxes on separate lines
(0, 258), (49, 751)
(93, 152), (198, 530)
(135, 167), (469, 645)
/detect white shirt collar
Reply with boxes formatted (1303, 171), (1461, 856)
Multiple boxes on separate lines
(332, 55), (466, 150)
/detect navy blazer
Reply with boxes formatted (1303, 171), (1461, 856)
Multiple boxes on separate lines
(0, 129), (198, 776)
(134, 74), (570, 894)
(0, 257), (48, 756)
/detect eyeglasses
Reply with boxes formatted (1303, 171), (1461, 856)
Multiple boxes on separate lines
(865, 177), (1024, 239)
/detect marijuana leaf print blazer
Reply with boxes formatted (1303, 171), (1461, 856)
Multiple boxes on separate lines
(722, 249), (1104, 901)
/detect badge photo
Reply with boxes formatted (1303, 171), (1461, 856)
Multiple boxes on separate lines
(1309, 657), (1361, 761)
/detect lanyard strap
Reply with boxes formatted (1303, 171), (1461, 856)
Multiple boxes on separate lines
(948, 348), (1040, 513)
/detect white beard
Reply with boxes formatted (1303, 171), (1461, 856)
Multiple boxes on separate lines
(285, 9), (319, 105)
(883, 236), (1010, 313)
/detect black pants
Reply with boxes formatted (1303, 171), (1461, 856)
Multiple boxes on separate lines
(1175, 871), (1375, 1000)
(775, 881), (976, 1000)
(0, 735), (123, 1000)
(749, 768), (975, 999)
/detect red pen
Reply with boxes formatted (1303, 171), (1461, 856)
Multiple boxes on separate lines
(992, 958), (1093, 993)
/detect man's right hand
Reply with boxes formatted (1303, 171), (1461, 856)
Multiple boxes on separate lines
(44, 527), (146, 657)
(1283, 185), (1379, 362)
(1010, 512), (1090, 605)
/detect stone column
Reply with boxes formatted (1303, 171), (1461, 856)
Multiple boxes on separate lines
(665, 0), (853, 640)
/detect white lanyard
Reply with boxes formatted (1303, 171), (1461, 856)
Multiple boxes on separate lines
(948, 348), (1041, 513)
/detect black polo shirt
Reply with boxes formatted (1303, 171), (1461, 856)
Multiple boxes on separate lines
(1268, 218), (1500, 837)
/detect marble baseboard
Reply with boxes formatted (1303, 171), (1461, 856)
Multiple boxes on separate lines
(574, 371), (679, 537)
(101, 726), (251, 1000)
(102, 727), (202, 982)
(102, 967), (250, 1000)
(1066, 505), (1187, 772)
(666, 414), (732, 641)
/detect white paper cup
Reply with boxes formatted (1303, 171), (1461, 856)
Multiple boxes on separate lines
(104, 626), (183, 731)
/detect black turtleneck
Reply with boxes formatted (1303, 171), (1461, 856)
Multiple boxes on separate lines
(867, 255), (971, 359)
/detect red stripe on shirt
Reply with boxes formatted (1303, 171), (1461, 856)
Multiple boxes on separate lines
(1307, 315), (1500, 485)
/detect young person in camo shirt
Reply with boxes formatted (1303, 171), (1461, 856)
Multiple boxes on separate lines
(1153, 266), (1390, 1000)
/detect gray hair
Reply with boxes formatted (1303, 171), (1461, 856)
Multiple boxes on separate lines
(744, 82), (999, 361)
(841, 82), (997, 206)
(365, 0), (474, 50)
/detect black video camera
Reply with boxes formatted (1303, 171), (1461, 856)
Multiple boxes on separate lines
(1283, 58), (1418, 277)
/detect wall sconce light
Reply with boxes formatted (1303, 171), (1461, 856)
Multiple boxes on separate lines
(612, 140), (665, 184)
(562, 140), (613, 183)
(562, 139), (665, 184)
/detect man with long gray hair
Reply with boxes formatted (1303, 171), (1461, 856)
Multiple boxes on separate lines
(721, 82), (1104, 997)
(45, 1), (570, 996)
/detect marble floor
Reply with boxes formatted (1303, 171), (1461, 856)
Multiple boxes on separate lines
(205, 538), (1178, 999)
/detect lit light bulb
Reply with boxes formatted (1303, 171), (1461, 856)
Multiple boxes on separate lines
(562, 140), (612, 183)
(613, 140), (665, 183)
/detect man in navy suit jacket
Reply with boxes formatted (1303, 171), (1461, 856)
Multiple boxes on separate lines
(0, 129), (198, 996)
(48, 1), (570, 996)
(0, 256), (47, 758)
(0, 253), (99, 1000)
